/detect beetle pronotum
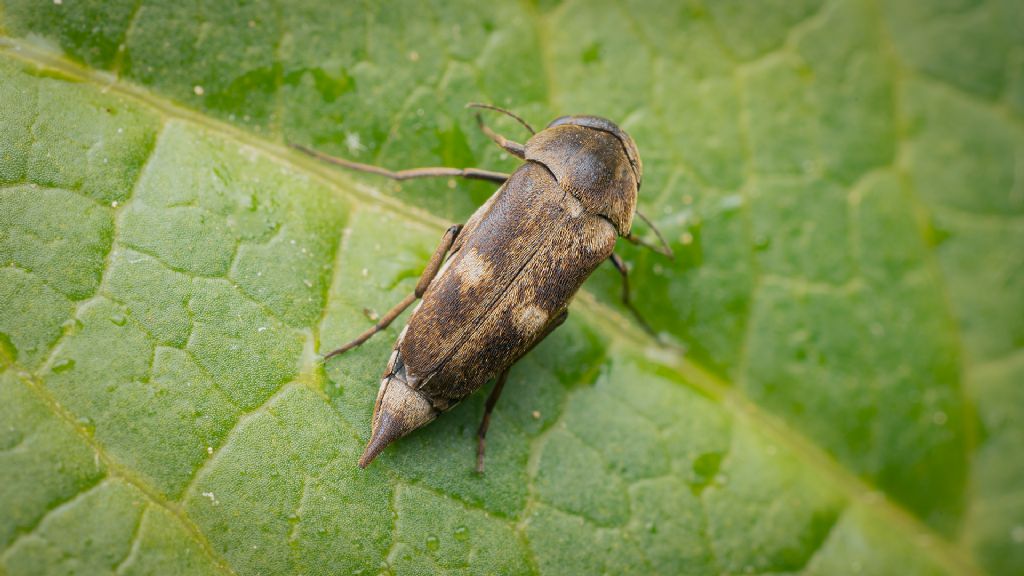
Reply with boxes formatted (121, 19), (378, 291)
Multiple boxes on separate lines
(294, 104), (672, 472)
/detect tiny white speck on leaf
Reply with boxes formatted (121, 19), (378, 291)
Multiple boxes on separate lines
(257, 326), (267, 333)
(202, 491), (219, 505)
(111, 200), (119, 208)
(719, 194), (743, 210)
(408, 50), (420, 62)
(193, 85), (205, 96)
(53, 0), (62, 5)
(206, 446), (213, 455)
(531, 411), (541, 419)
(345, 131), (365, 155)
(303, 279), (313, 288)
(1011, 525), (1024, 543)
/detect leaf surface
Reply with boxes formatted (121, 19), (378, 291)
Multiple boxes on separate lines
(1, 1), (1022, 575)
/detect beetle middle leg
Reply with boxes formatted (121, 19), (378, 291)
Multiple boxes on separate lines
(323, 224), (463, 360)
(609, 252), (657, 337)
(476, 309), (569, 473)
(291, 144), (509, 184)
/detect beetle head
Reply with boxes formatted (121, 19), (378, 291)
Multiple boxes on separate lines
(525, 115), (642, 235)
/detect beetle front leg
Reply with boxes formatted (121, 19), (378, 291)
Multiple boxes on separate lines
(475, 309), (568, 473)
(609, 252), (657, 337)
(467, 103), (533, 159)
(472, 113), (527, 159)
(323, 224), (463, 360)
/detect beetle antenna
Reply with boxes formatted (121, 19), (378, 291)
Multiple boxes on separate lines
(629, 210), (675, 260)
(466, 103), (536, 135)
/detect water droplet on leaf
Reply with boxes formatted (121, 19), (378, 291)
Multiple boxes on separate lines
(52, 358), (75, 373)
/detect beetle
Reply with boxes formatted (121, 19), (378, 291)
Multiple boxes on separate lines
(293, 104), (672, 472)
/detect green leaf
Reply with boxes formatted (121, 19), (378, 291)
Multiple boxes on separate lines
(1, 1), (1021, 575)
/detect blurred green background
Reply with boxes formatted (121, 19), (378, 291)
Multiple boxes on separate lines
(0, 1), (1021, 574)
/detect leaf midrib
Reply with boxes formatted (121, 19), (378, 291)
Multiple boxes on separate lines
(0, 36), (981, 576)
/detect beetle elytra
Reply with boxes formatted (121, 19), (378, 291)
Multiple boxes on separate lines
(293, 104), (672, 472)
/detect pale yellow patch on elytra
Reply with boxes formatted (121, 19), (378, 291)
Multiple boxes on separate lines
(564, 192), (585, 218)
(456, 249), (492, 290)
(515, 304), (549, 334)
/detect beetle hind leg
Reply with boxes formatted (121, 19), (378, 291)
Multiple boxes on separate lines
(475, 369), (510, 473)
(323, 224), (463, 360)
(475, 309), (568, 473)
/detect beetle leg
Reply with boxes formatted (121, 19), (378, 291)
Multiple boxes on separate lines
(475, 369), (510, 473)
(323, 225), (462, 360)
(473, 113), (527, 159)
(625, 210), (675, 259)
(291, 144), (509, 184)
(609, 252), (657, 337)
(476, 309), (568, 473)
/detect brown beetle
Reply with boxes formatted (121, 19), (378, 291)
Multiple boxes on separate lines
(293, 105), (671, 472)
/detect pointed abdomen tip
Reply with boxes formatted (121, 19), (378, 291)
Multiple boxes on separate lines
(357, 377), (438, 469)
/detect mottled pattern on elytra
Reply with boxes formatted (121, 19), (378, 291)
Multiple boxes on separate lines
(400, 160), (617, 404)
